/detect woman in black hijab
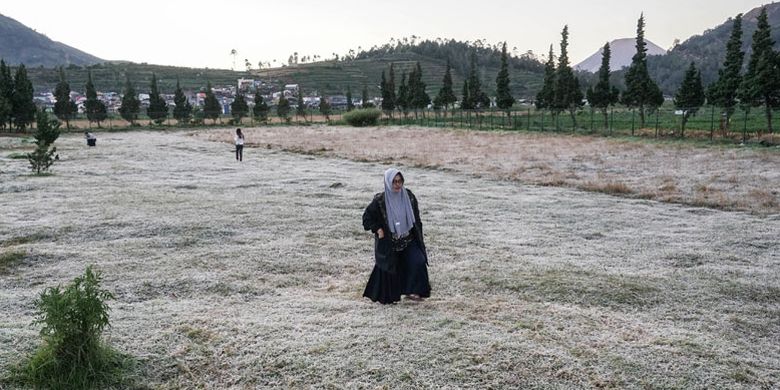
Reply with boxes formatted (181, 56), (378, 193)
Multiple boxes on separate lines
(362, 168), (431, 304)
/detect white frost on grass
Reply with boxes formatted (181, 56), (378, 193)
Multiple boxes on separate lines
(0, 129), (778, 388)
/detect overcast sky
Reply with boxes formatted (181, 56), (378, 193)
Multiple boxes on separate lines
(2, 0), (770, 69)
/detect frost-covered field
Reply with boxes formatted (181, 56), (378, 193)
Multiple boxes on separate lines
(1, 129), (778, 388)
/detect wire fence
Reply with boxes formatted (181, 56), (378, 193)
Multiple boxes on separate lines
(14, 105), (778, 143)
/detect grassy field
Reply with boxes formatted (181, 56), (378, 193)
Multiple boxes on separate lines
(0, 128), (778, 388)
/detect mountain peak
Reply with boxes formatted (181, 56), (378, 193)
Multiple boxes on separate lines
(0, 13), (103, 67)
(574, 38), (666, 73)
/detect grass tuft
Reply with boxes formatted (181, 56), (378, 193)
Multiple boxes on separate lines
(0, 250), (27, 274)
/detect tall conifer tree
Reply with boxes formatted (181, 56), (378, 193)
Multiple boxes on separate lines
(495, 42), (515, 117)
(53, 67), (77, 130)
(277, 93), (291, 122)
(147, 73), (168, 125)
(84, 71), (108, 127)
(707, 14), (743, 135)
(231, 92), (249, 123)
(12, 64), (36, 131)
(203, 81), (221, 124)
(252, 90), (269, 123)
(295, 88), (306, 119)
(622, 14), (663, 128)
(553, 26), (584, 129)
(674, 62), (705, 137)
(119, 76), (140, 125)
(436, 59), (457, 114)
(172, 79), (192, 124)
(535, 45), (556, 111)
(739, 7), (779, 134)
(411, 62), (430, 117)
(0, 60), (13, 130)
(346, 86), (354, 111)
(467, 51), (489, 109)
(586, 42), (620, 129)
(397, 72), (409, 117)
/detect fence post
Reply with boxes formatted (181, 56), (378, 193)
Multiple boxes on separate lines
(527, 108), (531, 131)
(631, 109), (635, 136)
(655, 109), (660, 138)
(709, 106), (715, 141)
(742, 109), (748, 144)
(609, 108), (613, 136)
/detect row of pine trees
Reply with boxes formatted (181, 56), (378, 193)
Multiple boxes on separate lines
(537, 9), (777, 135)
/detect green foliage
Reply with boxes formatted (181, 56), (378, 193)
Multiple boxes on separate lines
(84, 71), (107, 127)
(277, 94), (291, 122)
(296, 88), (306, 118)
(27, 110), (60, 174)
(467, 51), (490, 109)
(361, 85), (373, 108)
(436, 59), (457, 111)
(203, 82), (221, 124)
(380, 65), (396, 115)
(622, 14), (663, 127)
(707, 14), (743, 134)
(343, 108), (381, 126)
(536, 45), (556, 110)
(495, 42), (515, 114)
(253, 90), (269, 122)
(346, 86), (354, 111)
(231, 92), (249, 123)
(53, 67), (77, 130)
(12, 64), (36, 131)
(397, 72), (409, 115)
(147, 73), (168, 125)
(118, 77), (140, 125)
(739, 7), (780, 133)
(674, 62), (706, 136)
(408, 62), (431, 114)
(0, 60), (13, 130)
(553, 26), (584, 128)
(586, 42), (620, 128)
(172, 79), (192, 124)
(318, 96), (331, 119)
(11, 266), (130, 389)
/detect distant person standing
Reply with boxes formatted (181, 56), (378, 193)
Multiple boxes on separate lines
(234, 128), (244, 161)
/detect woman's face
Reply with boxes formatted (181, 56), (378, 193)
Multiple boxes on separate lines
(391, 174), (403, 193)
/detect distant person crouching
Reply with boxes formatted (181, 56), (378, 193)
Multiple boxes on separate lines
(85, 132), (96, 146)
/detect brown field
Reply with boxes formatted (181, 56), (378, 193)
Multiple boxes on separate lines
(202, 125), (780, 214)
(0, 128), (778, 388)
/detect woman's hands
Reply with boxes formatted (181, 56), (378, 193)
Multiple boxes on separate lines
(377, 228), (385, 239)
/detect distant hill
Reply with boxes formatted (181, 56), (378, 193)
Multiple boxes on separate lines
(643, 2), (780, 94)
(0, 13), (103, 67)
(575, 38), (666, 73)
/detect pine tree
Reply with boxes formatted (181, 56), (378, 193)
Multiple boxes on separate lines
(346, 86), (355, 111)
(410, 62), (430, 117)
(553, 25), (584, 129)
(119, 76), (140, 125)
(172, 79), (192, 125)
(295, 88), (306, 119)
(380, 65), (396, 117)
(436, 59), (457, 114)
(12, 64), (36, 131)
(27, 109), (60, 174)
(361, 85), (373, 108)
(495, 42), (515, 117)
(319, 95), (331, 120)
(253, 90), (269, 123)
(0, 60), (13, 130)
(622, 14), (663, 128)
(739, 7), (779, 134)
(203, 82), (221, 124)
(461, 79), (472, 110)
(535, 45), (556, 111)
(397, 72), (409, 117)
(231, 92), (249, 124)
(147, 73), (168, 125)
(84, 71), (107, 128)
(674, 62), (705, 137)
(277, 93), (291, 122)
(467, 51), (489, 109)
(707, 14), (743, 135)
(53, 67), (77, 130)
(586, 42), (620, 129)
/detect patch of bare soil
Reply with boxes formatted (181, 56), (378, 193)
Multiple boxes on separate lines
(202, 125), (780, 214)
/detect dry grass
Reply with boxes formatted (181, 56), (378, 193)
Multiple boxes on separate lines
(0, 129), (778, 388)
(201, 125), (780, 214)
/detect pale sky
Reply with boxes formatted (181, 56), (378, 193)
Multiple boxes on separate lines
(2, 0), (771, 69)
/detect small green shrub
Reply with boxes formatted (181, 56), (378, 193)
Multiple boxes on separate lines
(8, 153), (28, 159)
(11, 266), (131, 389)
(343, 108), (382, 127)
(0, 250), (26, 273)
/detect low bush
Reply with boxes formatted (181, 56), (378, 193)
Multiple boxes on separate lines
(343, 108), (382, 127)
(9, 266), (132, 389)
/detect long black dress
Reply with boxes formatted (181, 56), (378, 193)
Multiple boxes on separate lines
(362, 190), (430, 304)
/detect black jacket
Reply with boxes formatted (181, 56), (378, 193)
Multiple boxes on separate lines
(362, 189), (427, 272)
